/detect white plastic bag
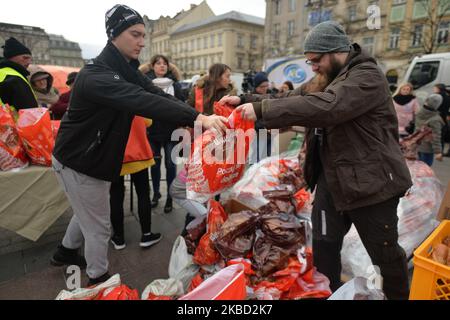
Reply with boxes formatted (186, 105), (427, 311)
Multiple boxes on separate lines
(168, 236), (199, 291)
(328, 277), (385, 300)
(55, 274), (121, 300)
(141, 279), (184, 300)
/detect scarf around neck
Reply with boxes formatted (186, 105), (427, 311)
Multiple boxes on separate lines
(393, 94), (415, 106)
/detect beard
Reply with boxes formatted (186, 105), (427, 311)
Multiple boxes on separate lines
(325, 55), (344, 82)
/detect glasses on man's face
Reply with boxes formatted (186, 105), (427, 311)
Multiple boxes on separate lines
(305, 54), (325, 66)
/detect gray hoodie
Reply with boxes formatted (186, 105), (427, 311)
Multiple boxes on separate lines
(414, 102), (445, 154)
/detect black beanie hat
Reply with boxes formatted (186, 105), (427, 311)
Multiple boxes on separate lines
(105, 4), (145, 40)
(2, 37), (32, 59)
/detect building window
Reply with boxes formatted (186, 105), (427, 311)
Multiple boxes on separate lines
(274, 0), (282, 15)
(348, 5), (357, 22)
(191, 39), (195, 51)
(210, 34), (215, 48)
(412, 25), (423, 47)
(237, 34), (244, 48)
(308, 9), (332, 27)
(390, 3), (406, 22)
(389, 28), (400, 49)
(203, 36), (208, 49)
(413, 0), (428, 19)
(250, 35), (258, 49)
(287, 20), (295, 37)
(218, 33), (223, 47)
(203, 57), (208, 69)
(437, 22), (449, 44)
(274, 23), (281, 42)
(289, 0), (296, 12)
(197, 38), (201, 50)
(362, 37), (375, 55)
(439, 0), (450, 15)
(238, 56), (244, 69)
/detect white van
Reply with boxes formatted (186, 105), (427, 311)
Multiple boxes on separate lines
(403, 52), (450, 103)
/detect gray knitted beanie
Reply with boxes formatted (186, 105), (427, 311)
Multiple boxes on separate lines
(304, 21), (351, 54)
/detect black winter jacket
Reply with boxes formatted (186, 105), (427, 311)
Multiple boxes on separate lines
(53, 42), (199, 181)
(0, 59), (38, 110)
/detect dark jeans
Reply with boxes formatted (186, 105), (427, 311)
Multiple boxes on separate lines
(418, 152), (434, 167)
(311, 174), (409, 300)
(150, 139), (176, 198)
(110, 169), (151, 237)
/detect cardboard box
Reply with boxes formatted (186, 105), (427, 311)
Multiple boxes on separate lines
(437, 181), (450, 221)
(223, 199), (255, 214)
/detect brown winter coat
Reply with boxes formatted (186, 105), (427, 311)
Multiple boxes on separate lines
(187, 76), (237, 115)
(249, 44), (412, 211)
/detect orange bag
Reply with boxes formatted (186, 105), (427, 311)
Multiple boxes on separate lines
(187, 110), (255, 202)
(16, 108), (54, 166)
(96, 285), (140, 300)
(179, 264), (246, 300)
(0, 104), (28, 171)
(193, 200), (228, 266)
(294, 188), (310, 213)
(213, 102), (235, 118)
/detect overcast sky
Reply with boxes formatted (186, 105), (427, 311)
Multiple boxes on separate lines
(0, 0), (266, 58)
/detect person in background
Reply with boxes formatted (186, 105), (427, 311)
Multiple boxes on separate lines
(50, 72), (78, 120)
(280, 81), (294, 93)
(50, 4), (227, 287)
(252, 72), (272, 162)
(29, 65), (60, 108)
(140, 54), (184, 212)
(433, 83), (450, 156)
(414, 94), (445, 166)
(110, 116), (160, 250)
(187, 63), (236, 115)
(392, 83), (419, 138)
(0, 37), (38, 110)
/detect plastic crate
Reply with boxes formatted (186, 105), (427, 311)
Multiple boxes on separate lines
(409, 220), (450, 300)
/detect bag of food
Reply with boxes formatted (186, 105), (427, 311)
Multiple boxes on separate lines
(97, 285), (140, 300)
(187, 110), (255, 202)
(16, 108), (54, 166)
(0, 104), (28, 171)
(213, 102), (235, 118)
(193, 200), (228, 266)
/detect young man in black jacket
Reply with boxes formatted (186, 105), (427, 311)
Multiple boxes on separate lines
(50, 4), (227, 287)
(0, 37), (38, 110)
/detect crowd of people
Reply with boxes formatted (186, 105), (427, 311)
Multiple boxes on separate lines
(1, 3), (450, 299)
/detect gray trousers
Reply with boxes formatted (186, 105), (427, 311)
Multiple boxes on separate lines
(52, 156), (111, 279)
(169, 173), (207, 218)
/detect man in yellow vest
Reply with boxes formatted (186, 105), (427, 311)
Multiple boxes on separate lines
(0, 37), (38, 109)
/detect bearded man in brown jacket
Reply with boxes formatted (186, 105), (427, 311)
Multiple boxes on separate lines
(223, 21), (412, 300)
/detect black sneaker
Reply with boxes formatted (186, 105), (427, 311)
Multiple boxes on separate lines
(164, 197), (173, 213)
(87, 272), (111, 287)
(50, 244), (87, 269)
(140, 233), (162, 248)
(151, 193), (161, 208)
(111, 235), (126, 250)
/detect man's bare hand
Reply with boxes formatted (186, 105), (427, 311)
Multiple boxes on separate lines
(218, 95), (241, 106)
(235, 103), (257, 121)
(196, 114), (228, 132)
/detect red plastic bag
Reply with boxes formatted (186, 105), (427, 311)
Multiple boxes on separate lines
(294, 188), (310, 212)
(51, 120), (61, 140)
(96, 285), (140, 300)
(16, 108), (54, 166)
(187, 110), (255, 202)
(213, 102), (235, 118)
(0, 104), (28, 171)
(193, 200), (228, 266)
(146, 293), (173, 300)
(188, 273), (204, 293)
(179, 264), (246, 300)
